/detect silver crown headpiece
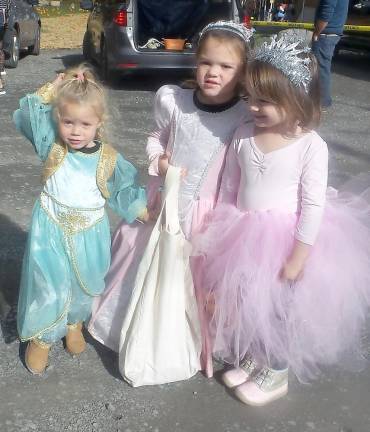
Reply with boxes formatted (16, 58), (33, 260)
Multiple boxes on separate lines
(253, 35), (312, 93)
(199, 20), (254, 44)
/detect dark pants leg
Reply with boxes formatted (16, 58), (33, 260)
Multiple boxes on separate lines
(311, 35), (341, 108)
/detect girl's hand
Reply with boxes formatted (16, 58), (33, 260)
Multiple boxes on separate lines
(280, 259), (304, 282)
(158, 153), (187, 178)
(158, 152), (170, 177)
(52, 73), (65, 87)
(137, 207), (160, 223)
(137, 208), (150, 223)
(280, 240), (311, 283)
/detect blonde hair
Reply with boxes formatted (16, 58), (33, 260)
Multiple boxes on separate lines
(184, 30), (251, 96)
(54, 64), (107, 140)
(245, 53), (321, 132)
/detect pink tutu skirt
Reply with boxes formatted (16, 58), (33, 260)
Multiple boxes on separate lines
(192, 188), (370, 382)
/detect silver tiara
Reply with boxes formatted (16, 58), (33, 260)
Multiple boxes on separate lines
(199, 20), (254, 44)
(253, 35), (312, 92)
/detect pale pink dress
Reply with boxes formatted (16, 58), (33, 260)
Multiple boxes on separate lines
(88, 85), (250, 377)
(193, 123), (370, 382)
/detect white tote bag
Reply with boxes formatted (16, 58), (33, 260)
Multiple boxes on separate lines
(119, 166), (201, 387)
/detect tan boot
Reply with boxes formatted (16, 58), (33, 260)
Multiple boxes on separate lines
(65, 322), (86, 355)
(25, 339), (51, 375)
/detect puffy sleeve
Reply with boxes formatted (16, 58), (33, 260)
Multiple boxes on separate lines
(218, 134), (242, 205)
(107, 154), (147, 223)
(13, 83), (57, 162)
(295, 135), (329, 245)
(146, 85), (179, 176)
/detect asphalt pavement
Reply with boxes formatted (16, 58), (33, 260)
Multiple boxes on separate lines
(0, 48), (369, 432)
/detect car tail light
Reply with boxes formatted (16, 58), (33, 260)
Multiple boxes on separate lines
(242, 15), (251, 28)
(113, 10), (127, 26)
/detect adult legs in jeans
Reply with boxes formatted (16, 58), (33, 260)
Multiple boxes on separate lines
(311, 35), (341, 108)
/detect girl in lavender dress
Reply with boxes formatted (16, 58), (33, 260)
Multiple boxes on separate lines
(193, 36), (370, 405)
(88, 21), (254, 378)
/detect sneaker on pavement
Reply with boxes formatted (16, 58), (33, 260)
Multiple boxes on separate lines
(222, 357), (259, 388)
(234, 367), (288, 406)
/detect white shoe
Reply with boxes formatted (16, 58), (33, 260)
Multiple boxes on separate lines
(234, 367), (288, 406)
(222, 357), (259, 388)
(0, 70), (6, 76)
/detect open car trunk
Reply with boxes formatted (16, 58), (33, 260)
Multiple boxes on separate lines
(134, 0), (236, 51)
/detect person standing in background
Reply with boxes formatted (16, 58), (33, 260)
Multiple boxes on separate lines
(311, 0), (349, 108)
(0, 0), (11, 95)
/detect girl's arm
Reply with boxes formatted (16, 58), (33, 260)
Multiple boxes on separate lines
(107, 154), (148, 224)
(13, 81), (58, 161)
(218, 138), (241, 205)
(280, 240), (311, 281)
(146, 85), (178, 176)
(282, 137), (329, 281)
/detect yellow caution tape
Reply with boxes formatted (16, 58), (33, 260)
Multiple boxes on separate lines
(251, 21), (370, 32)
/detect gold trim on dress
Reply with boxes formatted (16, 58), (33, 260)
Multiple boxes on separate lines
(36, 82), (56, 104)
(19, 290), (72, 342)
(97, 143), (118, 199)
(42, 141), (118, 200)
(42, 141), (68, 185)
(31, 338), (52, 349)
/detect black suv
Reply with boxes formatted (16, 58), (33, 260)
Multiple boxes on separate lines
(3, 0), (41, 68)
(80, 0), (247, 79)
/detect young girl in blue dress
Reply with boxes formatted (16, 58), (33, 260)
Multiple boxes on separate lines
(14, 64), (148, 375)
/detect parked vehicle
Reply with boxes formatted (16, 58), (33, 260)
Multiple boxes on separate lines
(3, 0), (41, 68)
(80, 0), (247, 79)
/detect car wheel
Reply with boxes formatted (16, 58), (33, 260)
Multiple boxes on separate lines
(82, 31), (92, 61)
(5, 29), (20, 68)
(29, 24), (41, 56)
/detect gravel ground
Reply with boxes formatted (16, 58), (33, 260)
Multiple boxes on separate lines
(0, 48), (369, 432)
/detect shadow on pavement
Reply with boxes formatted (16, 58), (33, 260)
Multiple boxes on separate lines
(0, 214), (26, 343)
(85, 331), (123, 380)
(333, 51), (370, 82)
(56, 52), (192, 92)
(53, 52), (85, 69)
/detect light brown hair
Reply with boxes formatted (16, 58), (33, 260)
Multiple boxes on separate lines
(245, 53), (321, 131)
(184, 30), (251, 96)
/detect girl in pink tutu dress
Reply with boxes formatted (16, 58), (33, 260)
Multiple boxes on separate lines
(193, 35), (370, 405)
(88, 21), (254, 378)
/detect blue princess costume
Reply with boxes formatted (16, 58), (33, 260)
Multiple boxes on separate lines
(14, 83), (147, 344)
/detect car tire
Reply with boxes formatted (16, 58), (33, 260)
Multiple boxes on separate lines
(82, 31), (92, 61)
(5, 29), (20, 68)
(29, 24), (41, 56)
